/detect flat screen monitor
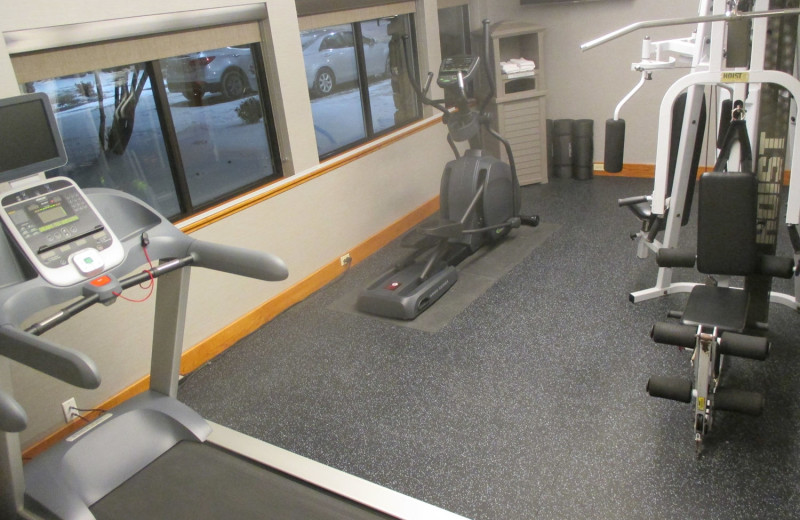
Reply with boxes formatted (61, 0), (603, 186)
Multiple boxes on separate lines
(0, 92), (67, 184)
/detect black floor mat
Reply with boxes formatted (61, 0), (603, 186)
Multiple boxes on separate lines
(329, 223), (559, 332)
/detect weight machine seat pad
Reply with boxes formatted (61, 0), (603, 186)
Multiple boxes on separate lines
(628, 201), (652, 221)
(681, 284), (749, 333)
(696, 172), (757, 275)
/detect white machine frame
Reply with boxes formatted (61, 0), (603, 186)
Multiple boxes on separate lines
(584, 0), (800, 309)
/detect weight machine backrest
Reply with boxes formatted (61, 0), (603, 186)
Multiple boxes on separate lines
(696, 171), (758, 275)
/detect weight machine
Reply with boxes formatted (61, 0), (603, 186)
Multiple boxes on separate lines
(583, 0), (800, 309)
(583, 0), (800, 452)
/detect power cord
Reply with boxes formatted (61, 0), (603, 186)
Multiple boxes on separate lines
(68, 406), (108, 423)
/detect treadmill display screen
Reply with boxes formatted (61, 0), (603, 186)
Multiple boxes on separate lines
(0, 93), (67, 183)
(37, 205), (69, 225)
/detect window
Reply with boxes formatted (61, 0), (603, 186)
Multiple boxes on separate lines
(301, 14), (419, 158)
(17, 40), (281, 221)
(438, 4), (471, 60)
(159, 45), (279, 208)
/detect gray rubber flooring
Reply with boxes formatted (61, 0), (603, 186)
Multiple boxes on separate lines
(178, 175), (800, 520)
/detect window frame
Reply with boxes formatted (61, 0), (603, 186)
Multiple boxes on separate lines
(13, 34), (283, 221)
(311, 14), (421, 161)
(152, 43), (283, 217)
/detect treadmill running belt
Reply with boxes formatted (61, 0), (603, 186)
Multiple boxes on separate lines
(90, 441), (396, 520)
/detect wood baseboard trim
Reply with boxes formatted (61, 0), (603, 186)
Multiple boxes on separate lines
(23, 195), (440, 459)
(593, 163), (656, 178)
(594, 163), (791, 185)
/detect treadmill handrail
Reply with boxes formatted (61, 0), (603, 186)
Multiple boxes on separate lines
(0, 388), (27, 433)
(20, 239), (289, 338)
(188, 239), (288, 282)
(0, 187), (288, 391)
(0, 324), (101, 390)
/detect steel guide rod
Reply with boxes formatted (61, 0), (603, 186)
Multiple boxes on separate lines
(581, 7), (800, 52)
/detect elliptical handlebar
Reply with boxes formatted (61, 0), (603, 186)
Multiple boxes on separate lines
(400, 20), (496, 122)
(400, 35), (450, 116)
(479, 19), (496, 116)
(400, 20), (520, 189)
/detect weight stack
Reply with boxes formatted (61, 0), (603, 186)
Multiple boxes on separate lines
(552, 119), (573, 179)
(572, 119), (594, 180)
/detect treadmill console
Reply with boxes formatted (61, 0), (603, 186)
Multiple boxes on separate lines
(0, 177), (123, 286)
(437, 54), (480, 89)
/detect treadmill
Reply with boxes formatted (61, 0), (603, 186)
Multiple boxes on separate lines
(0, 93), (469, 520)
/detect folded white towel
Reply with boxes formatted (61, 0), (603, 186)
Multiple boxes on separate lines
(500, 62), (520, 74)
(509, 58), (535, 67)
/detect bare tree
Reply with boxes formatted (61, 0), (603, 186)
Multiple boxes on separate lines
(95, 65), (149, 155)
(90, 65), (157, 206)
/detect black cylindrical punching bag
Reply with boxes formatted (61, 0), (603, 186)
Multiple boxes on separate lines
(572, 119), (594, 180)
(552, 119), (574, 178)
(604, 118), (625, 173)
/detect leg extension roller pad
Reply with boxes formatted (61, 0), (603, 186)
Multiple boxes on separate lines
(719, 332), (770, 361)
(713, 389), (764, 416)
(651, 322), (696, 349)
(647, 376), (692, 403)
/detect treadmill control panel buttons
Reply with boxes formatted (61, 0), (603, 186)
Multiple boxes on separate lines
(0, 177), (124, 286)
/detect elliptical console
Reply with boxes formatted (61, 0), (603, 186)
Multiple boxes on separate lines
(437, 55), (480, 89)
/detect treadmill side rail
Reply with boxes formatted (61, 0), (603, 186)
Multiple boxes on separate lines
(24, 391), (210, 519)
(208, 422), (472, 520)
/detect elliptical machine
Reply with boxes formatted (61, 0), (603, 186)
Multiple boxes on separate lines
(357, 20), (539, 320)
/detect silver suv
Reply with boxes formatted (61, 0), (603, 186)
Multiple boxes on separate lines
(302, 28), (389, 97)
(164, 45), (257, 105)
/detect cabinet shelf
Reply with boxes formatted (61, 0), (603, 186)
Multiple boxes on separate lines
(502, 71), (536, 80)
(490, 21), (544, 102)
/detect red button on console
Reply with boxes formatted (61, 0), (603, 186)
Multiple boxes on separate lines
(91, 275), (112, 287)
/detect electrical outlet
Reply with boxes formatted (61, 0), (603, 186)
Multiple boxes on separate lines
(61, 398), (77, 423)
(340, 253), (352, 266)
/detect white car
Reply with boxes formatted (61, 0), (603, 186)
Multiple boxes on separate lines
(164, 45), (257, 104)
(302, 29), (390, 97)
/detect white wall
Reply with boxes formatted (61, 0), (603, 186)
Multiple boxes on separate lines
(480, 0), (702, 164)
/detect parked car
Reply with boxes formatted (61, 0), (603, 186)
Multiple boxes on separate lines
(164, 45), (257, 104)
(302, 29), (390, 97)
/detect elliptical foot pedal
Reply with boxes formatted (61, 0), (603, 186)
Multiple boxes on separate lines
(356, 265), (458, 320)
(647, 376), (692, 403)
(520, 215), (540, 227)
